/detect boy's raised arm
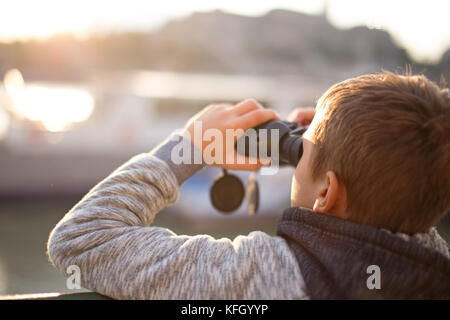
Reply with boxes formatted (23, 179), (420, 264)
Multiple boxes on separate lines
(46, 100), (307, 300)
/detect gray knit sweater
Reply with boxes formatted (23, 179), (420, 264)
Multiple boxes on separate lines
(47, 133), (308, 299)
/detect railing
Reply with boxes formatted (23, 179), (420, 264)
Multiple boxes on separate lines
(1, 292), (113, 300)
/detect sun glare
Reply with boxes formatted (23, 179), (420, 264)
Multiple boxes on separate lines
(3, 69), (94, 132)
(0, 106), (10, 140)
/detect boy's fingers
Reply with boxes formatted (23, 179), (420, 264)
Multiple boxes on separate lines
(234, 109), (280, 130)
(232, 98), (263, 115)
(288, 107), (315, 126)
(294, 112), (315, 126)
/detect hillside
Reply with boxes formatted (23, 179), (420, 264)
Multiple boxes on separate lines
(0, 9), (447, 83)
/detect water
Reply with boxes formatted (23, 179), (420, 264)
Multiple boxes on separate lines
(0, 198), (87, 295)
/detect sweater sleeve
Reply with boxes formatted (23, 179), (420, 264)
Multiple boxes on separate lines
(46, 132), (307, 300)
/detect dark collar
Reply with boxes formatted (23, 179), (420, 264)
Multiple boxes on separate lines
(277, 207), (450, 299)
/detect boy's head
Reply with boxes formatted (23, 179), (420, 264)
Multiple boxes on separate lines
(291, 72), (450, 234)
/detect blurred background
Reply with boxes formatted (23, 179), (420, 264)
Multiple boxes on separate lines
(0, 0), (449, 296)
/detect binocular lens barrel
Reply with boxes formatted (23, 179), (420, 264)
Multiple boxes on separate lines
(237, 120), (307, 167)
(279, 134), (304, 167)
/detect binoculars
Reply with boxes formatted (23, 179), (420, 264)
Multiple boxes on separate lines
(210, 120), (308, 214)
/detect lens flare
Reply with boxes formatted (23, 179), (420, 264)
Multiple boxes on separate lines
(3, 69), (94, 132)
(0, 106), (10, 140)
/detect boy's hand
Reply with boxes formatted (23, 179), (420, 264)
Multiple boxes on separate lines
(182, 99), (279, 170)
(288, 107), (315, 126)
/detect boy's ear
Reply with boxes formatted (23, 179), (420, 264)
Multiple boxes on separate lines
(313, 171), (348, 219)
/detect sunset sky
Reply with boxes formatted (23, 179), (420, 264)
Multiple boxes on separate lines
(0, 0), (449, 63)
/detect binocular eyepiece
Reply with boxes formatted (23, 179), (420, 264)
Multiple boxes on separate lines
(210, 120), (308, 215)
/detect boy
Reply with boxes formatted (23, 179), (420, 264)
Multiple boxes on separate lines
(47, 72), (450, 299)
